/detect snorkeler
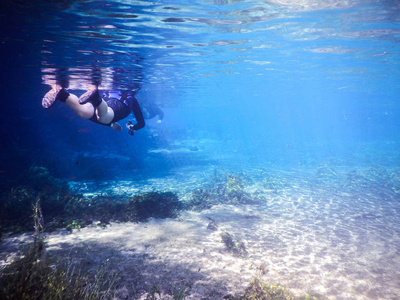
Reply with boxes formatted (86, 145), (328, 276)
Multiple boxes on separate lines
(42, 85), (145, 135)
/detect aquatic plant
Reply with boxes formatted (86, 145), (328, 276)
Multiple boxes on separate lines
(0, 243), (118, 300)
(25, 165), (69, 193)
(226, 277), (326, 300)
(53, 191), (182, 231)
(172, 283), (188, 300)
(206, 216), (219, 231)
(242, 278), (295, 300)
(0, 165), (83, 235)
(187, 187), (219, 211)
(33, 197), (44, 239)
(261, 173), (286, 194)
(343, 167), (400, 196)
(63, 194), (134, 226)
(186, 173), (256, 211)
(220, 231), (248, 257)
(1, 165), (184, 235)
(65, 219), (84, 232)
(131, 191), (183, 221)
(146, 283), (162, 300)
(0, 203), (118, 300)
(1, 185), (37, 234)
(2, 189), (183, 235)
(1, 185), (87, 235)
(226, 174), (244, 193)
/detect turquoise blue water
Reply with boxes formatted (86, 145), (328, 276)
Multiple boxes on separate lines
(1, 0), (399, 180)
(0, 1), (400, 298)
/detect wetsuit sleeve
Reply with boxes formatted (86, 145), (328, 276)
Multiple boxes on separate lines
(131, 97), (145, 130)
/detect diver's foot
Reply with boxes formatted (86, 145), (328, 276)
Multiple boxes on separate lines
(79, 88), (101, 107)
(42, 86), (69, 109)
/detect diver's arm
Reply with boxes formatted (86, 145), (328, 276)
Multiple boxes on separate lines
(131, 96), (145, 130)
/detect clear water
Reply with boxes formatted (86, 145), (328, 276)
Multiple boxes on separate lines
(1, 0), (400, 299)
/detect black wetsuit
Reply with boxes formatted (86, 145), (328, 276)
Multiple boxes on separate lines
(89, 96), (145, 130)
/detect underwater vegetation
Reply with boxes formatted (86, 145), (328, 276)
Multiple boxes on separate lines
(186, 173), (260, 211)
(261, 173), (288, 195)
(220, 231), (248, 257)
(312, 165), (400, 197)
(0, 239), (325, 300)
(0, 239), (118, 300)
(62, 191), (182, 230)
(0, 166), (78, 235)
(0, 207), (326, 300)
(226, 277), (326, 300)
(134, 191), (182, 221)
(3, 165), (398, 237)
(0, 205), (117, 300)
(343, 167), (400, 196)
(1, 166), (265, 236)
(0, 166), (182, 236)
(0, 166), (344, 300)
(3, 165), (398, 299)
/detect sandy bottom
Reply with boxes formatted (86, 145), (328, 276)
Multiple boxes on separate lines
(1, 167), (400, 299)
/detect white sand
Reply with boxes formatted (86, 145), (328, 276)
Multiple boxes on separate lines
(1, 168), (400, 299)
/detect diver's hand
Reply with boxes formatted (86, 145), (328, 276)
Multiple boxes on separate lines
(126, 121), (135, 136)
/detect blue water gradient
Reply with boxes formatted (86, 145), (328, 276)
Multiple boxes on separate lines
(1, 1), (400, 299)
(0, 0), (399, 180)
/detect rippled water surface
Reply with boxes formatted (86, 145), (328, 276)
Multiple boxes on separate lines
(4, 0), (400, 93)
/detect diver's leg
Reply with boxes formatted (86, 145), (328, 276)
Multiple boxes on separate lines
(42, 85), (69, 109)
(95, 100), (114, 124)
(42, 68), (70, 109)
(78, 85), (114, 124)
(42, 85), (95, 119)
(65, 94), (94, 119)
(78, 85), (102, 106)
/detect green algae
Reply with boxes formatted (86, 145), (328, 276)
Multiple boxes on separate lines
(0, 200), (117, 300)
(220, 231), (248, 257)
(0, 167), (332, 300)
(227, 277), (326, 300)
(186, 173), (258, 211)
(0, 166), (183, 236)
(0, 238), (118, 300)
(242, 278), (295, 300)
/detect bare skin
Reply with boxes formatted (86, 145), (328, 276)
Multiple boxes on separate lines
(84, 85), (114, 124)
(49, 84), (122, 131)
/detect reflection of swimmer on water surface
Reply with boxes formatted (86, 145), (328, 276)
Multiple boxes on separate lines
(42, 84), (145, 136)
